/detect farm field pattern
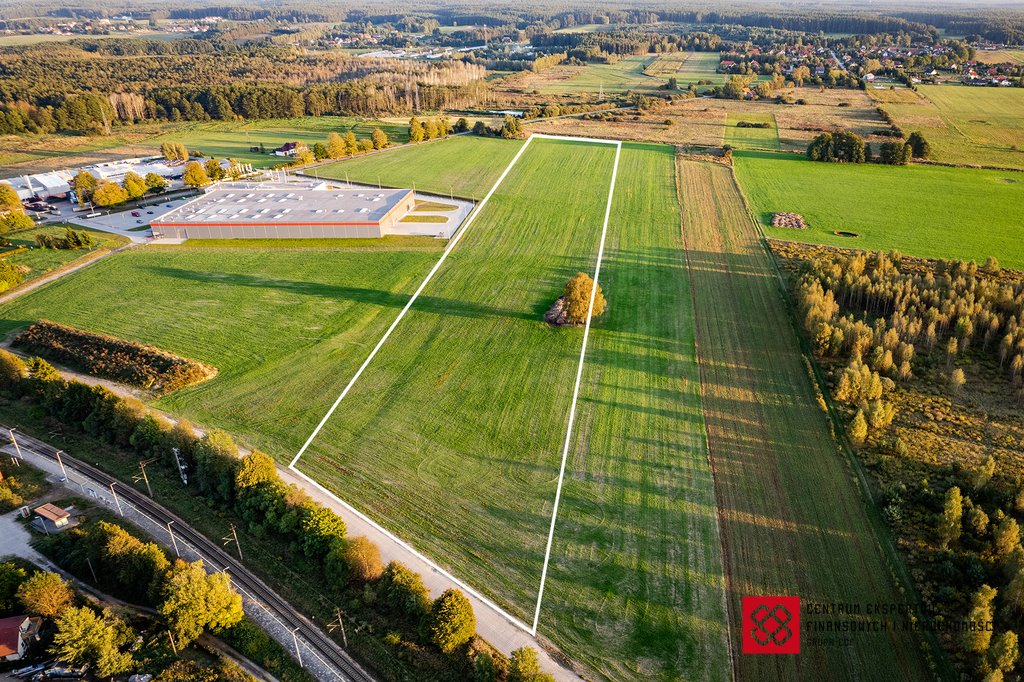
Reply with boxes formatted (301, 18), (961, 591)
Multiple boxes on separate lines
(678, 158), (932, 680)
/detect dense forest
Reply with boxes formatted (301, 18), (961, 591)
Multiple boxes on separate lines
(0, 40), (486, 133)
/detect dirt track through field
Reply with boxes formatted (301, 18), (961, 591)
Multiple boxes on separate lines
(677, 157), (934, 680)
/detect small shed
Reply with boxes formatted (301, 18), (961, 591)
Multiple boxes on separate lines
(32, 503), (78, 534)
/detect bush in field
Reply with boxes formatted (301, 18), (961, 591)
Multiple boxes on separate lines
(36, 227), (93, 250)
(807, 132), (865, 163)
(508, 647), (556, 682)
(426, 589), (476, 654)
(0, 259), (23, 293)
(13, 320), (216, 394)
(562, 272), (606, 325)
(907, 131), (930, 159)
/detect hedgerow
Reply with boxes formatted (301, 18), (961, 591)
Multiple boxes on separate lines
(14, 320), (216, 394)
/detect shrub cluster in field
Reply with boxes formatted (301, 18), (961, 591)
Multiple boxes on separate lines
(807, 130), (929, 165)
(0, 352), (553, 681)
(781, 242), (1024, 678)
(14, 320), (216, 394)
(34, 227), (93, 250)
(736, 120), (772, 129)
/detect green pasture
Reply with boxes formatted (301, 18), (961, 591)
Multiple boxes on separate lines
(723, 112), (780, 150)
(733, 150), (1024, 268)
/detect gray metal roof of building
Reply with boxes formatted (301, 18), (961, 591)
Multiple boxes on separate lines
(153, 186), (411, 225)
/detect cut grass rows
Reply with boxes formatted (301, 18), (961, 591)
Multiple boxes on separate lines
(546, 143), (729, 681)
(678, 157), (932, 680)
(296, 139), (617, 625)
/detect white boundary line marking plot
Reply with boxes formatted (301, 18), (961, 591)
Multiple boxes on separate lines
(288, 134), (535, 469)
(288, 132), (622, 640)
(531, 137), (621, 635)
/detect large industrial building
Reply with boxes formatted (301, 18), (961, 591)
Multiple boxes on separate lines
(151, 184), (417, 240)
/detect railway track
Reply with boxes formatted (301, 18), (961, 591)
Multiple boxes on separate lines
(2, 424), (376, 682)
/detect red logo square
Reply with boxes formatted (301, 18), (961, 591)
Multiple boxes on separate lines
(742, 596), (800, 654)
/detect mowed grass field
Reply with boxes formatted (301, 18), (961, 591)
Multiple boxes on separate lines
(874, 84), (1024, 169)
(315, 135), (525, 197)
(0, 242), (445, 457)
(734, 150), (1024, 267)
(545, 143), (729, 681)
(678, 158), (933, 679)
(723, 112), (780, 150)
(296, 138), (616, 624)
(145, 116), (410, 168)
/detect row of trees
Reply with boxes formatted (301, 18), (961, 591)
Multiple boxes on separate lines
(806, 131), (930, 165)
(73, 170), (168, 208)
(0, 353), (554, 680)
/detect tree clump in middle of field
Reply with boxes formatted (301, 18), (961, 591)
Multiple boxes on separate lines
(546, 272), (606, 326)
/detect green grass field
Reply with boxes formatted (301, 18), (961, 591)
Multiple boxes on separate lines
(535, 55), (664, 94)
(679, 158), (934, 679)
(297, 138), (617, 623)
(675, 51), (725, 84)
(877, 85), (1024, 169)
(544, 143), (729, 681)
(733, 150), (1024, 267)
(0, 242), (445, 457)
(315, 135), (525, 197)
(723, 113), (780, 149)
(145, 117), (410, 168)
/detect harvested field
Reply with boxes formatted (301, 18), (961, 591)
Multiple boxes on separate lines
(528, 93), (890, 152)
(643, 52), (691, 76)
(677, 157), (935, 680)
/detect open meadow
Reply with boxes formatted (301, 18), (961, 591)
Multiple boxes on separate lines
(315, 135), (525, 197)
(528, 89), (889, 153)
(723, 112), (779, 149)
(543, 142), (729, 681)
(296, 138), (617, 625)
(734, 150), (1024, 267)
(678, 157), (935, 680)
(0, 240), (445, 458)
(145, 116), (410, 168)
(1, 225), (128, 290)
(871, 84), (1024, 169)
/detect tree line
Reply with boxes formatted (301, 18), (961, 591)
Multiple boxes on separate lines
(0, 352), (555, 681)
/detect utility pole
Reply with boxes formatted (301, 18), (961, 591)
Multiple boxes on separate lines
(167, 630), (178, 656)
(167, 521), (179, 558)
(8, 428), (22, 459)
(85, 557), (99, 584)
(54, 450), (67, 480)
(328, 607), (348, 648)
(291, 627), (303, 667)
(109, 482), (123, 517)
(134, 458), (156, 497)
(223, 523), (242, 561)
